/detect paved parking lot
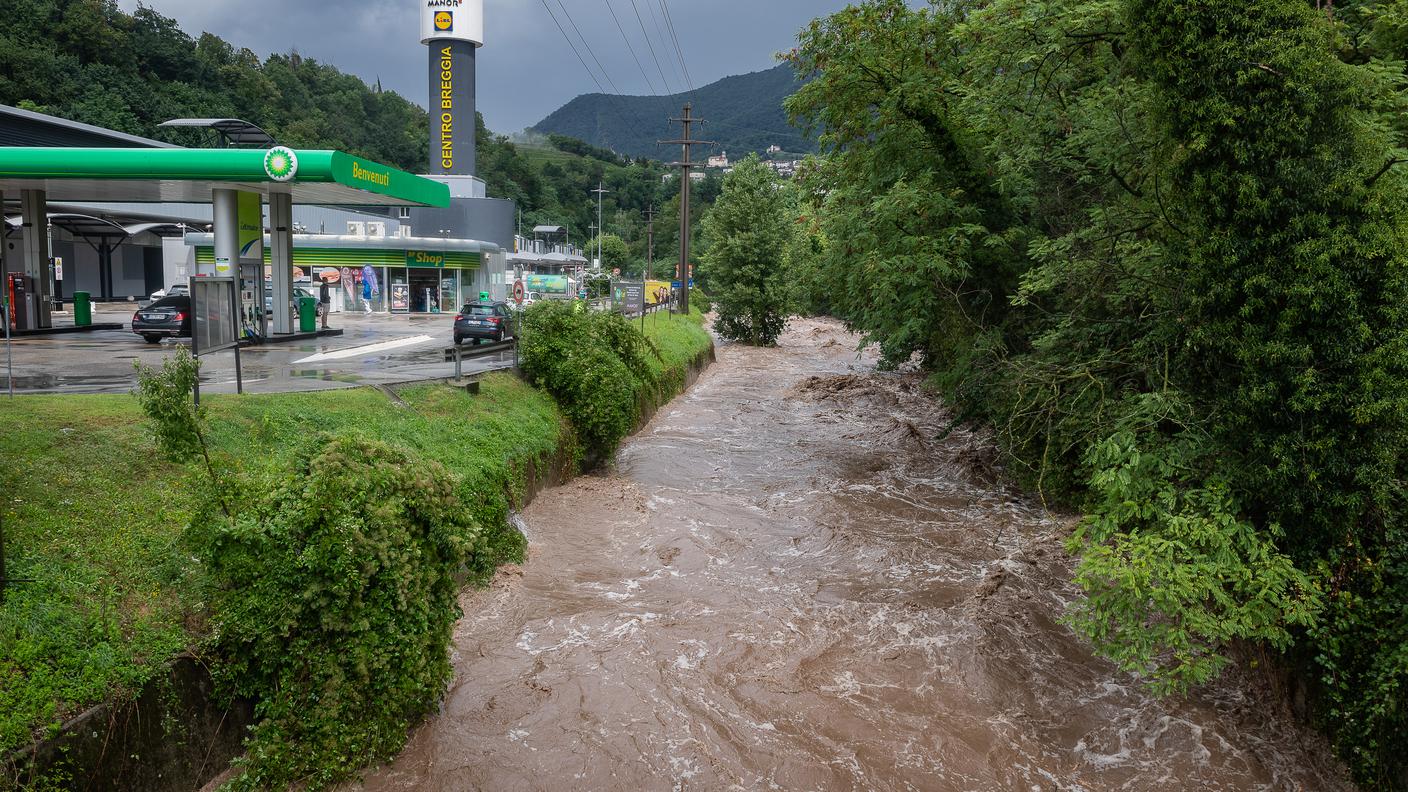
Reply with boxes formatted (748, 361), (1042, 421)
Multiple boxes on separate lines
(0, 308), (516, 395)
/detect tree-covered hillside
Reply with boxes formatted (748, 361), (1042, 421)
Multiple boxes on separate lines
(0, 0), (720, 274)
(0, 0), (428, 170)
(531, 63), (815, 161)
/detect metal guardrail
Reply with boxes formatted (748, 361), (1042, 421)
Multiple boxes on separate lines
(443, 338), (516, 378)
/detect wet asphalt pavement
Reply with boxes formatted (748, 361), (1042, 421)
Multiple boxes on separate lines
(0, 308), (514, 395)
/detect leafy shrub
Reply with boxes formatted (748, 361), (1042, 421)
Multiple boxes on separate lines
(689, 287), (712, 314)
(133, 347), (205, 462)
(197, 437), (480, 791)
(519, 300), (659, 459)
(1067, 430), (1322, 694)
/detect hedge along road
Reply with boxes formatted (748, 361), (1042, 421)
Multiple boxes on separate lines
(0, 311), (511, 395)
(353, 317), (1350, 792)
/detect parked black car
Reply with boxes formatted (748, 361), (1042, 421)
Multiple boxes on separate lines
(132, 295), (191, 344)
(453, 301), (512, 345)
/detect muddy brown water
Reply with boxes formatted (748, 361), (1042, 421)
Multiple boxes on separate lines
(354, 318), (1350, 792)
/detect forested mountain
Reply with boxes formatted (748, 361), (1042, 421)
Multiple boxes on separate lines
(531, 64), (814, 161)
(0, 0), (427, 170)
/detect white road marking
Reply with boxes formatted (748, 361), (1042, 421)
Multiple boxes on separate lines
(293, 335), (436, 365)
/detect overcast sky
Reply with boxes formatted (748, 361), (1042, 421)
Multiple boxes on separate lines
(114, 0), (858, 134)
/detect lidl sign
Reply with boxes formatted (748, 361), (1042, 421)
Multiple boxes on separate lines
(421, 0), (482, 46)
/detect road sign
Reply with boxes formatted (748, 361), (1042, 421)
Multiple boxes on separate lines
(513, 279), (525, 305)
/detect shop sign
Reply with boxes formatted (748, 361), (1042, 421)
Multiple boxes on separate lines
(406, 251), (447, 268)
(420, 0), (482, 46)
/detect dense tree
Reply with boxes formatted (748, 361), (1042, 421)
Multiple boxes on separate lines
(700, 156), (795, 346)
(789, 0), (1408, 784)
(585, 234), (630, 273)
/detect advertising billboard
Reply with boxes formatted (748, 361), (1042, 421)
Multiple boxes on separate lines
(237, 191), (262, 264)
(613, 281), (645, 315)
(525, 274), (569, 295)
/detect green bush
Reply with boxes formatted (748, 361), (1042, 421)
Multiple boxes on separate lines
(519, 300), (660, 459)
(132, 347), (206, 462)
(198, 437), (479, 791)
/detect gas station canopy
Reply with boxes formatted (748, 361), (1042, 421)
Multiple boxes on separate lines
(0, 147), (450, 208)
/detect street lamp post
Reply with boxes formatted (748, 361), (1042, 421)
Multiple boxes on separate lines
(591, 183), (610, 271)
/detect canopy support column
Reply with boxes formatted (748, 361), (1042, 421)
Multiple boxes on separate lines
(269, 192), (294, 336)
(212, 189), (243, 338)
(0, 188), (7, 298)
(99, 242), (113, 301)
(211, 189), (239, 273)
(20, 190), (51, 329)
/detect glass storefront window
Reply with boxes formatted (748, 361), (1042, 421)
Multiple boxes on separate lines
(440, 271), (458, 313)
(389, 268), (410, 313)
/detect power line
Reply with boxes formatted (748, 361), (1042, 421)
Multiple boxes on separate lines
(627, 0), (675, 96)
(539, 0), (641, 145)
(644, 0), (687, 96)
(539, 0), (611, 99)
(657, 0), (696, 95)
(555, 0), (625, 97)
(604, 0), (660, 97)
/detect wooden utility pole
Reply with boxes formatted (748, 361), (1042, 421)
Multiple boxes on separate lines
(644, 205), (656, 281)
(659, 104), (712, 314)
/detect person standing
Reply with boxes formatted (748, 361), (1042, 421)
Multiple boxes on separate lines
(319, 278), (330, 329)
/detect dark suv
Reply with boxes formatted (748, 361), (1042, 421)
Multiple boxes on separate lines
(132, 295), (192, 344)
(453, 301), (513, 345)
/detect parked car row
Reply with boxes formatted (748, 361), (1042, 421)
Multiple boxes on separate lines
(131, 296), (522, 348)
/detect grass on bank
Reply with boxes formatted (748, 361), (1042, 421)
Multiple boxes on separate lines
(0, 373), (563, 758)
(0, 307), (712, 761)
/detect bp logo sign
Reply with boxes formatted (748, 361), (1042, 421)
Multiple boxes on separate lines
(264, 146), (299, 182)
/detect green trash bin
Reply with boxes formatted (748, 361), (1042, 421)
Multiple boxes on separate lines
(73, 291), (91, 327)
(297, 296), (318, 333)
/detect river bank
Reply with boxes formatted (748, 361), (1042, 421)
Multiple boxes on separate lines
(353, 317), (1350, 792)
(1, 308), (714, 790)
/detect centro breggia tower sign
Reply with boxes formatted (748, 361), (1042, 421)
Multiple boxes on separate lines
(422, 0), (484, 177)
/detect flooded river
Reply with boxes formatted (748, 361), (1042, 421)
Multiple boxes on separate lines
(356, 318), (1350, 791)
